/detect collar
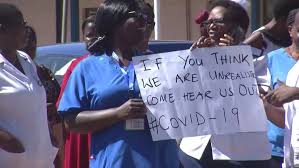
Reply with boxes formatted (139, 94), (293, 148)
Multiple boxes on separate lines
(16, 50), (29, 62)
(0, 53), (6, 65)
(0, 50), (29, 65)
(111, 52), (119, 63)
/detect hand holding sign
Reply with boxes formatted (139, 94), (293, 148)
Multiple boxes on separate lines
(116, 99), (147, 120)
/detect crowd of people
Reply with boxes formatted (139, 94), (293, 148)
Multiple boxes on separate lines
(1, 0), (299, 168)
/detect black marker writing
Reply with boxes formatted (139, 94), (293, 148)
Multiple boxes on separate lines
(178, 55), (203, 69)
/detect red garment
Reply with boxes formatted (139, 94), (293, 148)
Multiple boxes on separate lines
(56, 55), (90, 168)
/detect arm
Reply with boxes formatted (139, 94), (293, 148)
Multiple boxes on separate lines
(0, 128), (25, 153)
(263, 100), (285, 128)
(64, 99), (146, 134)
(243, 31), (264, 49)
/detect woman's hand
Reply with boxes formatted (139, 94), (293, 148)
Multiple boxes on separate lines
(265, 84), (299, 107)
(190, 36), (215, 50)
(218, 34), (234, 46)
(0, 129), (25, 153)
(116, 99), (147, 120)
(47, 103), (64, 148)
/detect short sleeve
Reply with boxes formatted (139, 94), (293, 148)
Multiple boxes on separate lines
(253, 55), (270, 92)
(58, 62), (89, 116)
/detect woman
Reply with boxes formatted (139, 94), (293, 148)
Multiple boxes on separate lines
(263, 8), (299, 168)
(181, 1), (271, 168)
(58, 0), (179, 167)
(0, 3), (57, 167)
(21, 25), (63, 168)
(57, 15), (96, 168)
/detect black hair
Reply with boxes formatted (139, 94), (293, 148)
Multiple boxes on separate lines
(0, 3), (23, 27)
(81, 15), (96, 33)
(209, 0), (249, 33)
(273, 0), (299, 20)
(88, 0), (145, 54)
(287, 8), (299, 26)
(144, 3), (154, 21)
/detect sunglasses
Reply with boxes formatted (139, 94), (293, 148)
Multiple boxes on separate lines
(201, 18), (226, 27)
(127, 11), (150, 24)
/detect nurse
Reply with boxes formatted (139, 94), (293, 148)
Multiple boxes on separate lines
(58, 0), (179, 168)
(0, 3), (57, 168)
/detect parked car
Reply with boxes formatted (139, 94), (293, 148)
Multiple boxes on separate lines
(35, 40), (193, 83)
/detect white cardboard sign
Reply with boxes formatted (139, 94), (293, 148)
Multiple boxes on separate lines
(133, 46), (267, 141)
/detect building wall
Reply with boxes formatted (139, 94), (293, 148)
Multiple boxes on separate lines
(78, 0), (104, 40)
(2, 0), (56, 45)
(2, 0), (259, 45)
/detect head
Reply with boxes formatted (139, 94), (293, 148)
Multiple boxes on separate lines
(81, 15), (96, 50)
(136, 3), (155, 52)
(203, 0), (249, 44)
(273, 0), (299, 38)
(88, 0), (147, 54)
(287, 8), (299, 47)
(21, 25), (37, 59)
(0, 3), (26, 52)
(273, 1), (299, 22)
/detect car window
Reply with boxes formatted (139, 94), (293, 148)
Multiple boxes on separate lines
(34, 54), (77, 74)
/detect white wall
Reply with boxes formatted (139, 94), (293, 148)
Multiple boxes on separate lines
(1, 0), (56, 45)
(1, 0), (210, 45)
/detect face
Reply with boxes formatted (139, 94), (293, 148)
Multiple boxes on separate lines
(204, 6), (231, 42)
(137, 9), (155, 52)
(289, 12), (299, 46)
(117, 11), (147, 48)
(1, 18), (26, 50)
(82, 22), (96, 49)
(22, 28), (37, 59)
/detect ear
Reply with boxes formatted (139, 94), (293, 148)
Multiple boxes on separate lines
(288, 25), (293, 37)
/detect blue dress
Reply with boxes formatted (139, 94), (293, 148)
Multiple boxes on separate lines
(58, 53), (179, 168)
(267, 48), (297, 157)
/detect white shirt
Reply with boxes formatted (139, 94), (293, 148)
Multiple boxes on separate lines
(283, 62), (299, 168)
(0, 51), (57, 168)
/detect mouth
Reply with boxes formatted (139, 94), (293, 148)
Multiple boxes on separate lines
(208, 30), (216, 37)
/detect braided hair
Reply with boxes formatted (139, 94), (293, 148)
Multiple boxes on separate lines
(287, 8), (299, 26)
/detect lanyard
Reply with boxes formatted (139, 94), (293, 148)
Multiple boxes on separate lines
(111, 52), (136, 98)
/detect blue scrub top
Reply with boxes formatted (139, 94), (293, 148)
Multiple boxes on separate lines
(267, 48), (296, 157)
(58, 53), (179, 168)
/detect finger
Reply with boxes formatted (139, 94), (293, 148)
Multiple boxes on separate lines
(224, 34), (234, 41)
(195, 36), (206, 48)
(264, 90), (274, 102)
(219, 38), (231, 45)
(130, 99), (143, 102)
(190, 43), (197, 51)
(218, 42), (228, 46)
(129, 101), (145, 107)
(203, 38), (214, 47)
(131, 106), (147, 113)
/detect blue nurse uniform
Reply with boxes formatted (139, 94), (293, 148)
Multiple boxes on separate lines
(58, 53), (179, 168)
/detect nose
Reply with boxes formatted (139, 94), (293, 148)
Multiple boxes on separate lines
(209, 22), (217, 30)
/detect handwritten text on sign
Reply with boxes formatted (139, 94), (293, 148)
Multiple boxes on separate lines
(133, 46), (267, 141)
